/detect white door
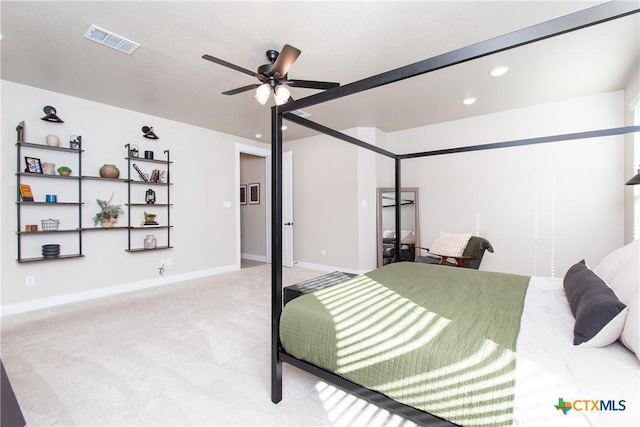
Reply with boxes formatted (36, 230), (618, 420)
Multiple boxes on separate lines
(282, 151), (294, 267)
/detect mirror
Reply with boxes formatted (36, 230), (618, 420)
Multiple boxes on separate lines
(377, 188), (420, 267)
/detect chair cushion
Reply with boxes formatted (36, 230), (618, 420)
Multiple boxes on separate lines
(428, 232), (472, 257)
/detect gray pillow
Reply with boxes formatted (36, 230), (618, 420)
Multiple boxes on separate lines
(563, 260), (627, 347)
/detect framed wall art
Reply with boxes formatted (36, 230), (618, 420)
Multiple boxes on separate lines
(240, 185), (247, 205)
(249, 183), (260, 204)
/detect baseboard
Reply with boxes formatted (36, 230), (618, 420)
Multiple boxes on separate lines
(293, 261), (368, 276)
(241, 253), (267, 262)
(0, 264), (238, 317)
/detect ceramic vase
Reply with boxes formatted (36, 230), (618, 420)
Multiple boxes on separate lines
(144, 235), (157, 249)
(42, 162), (56, 175)
(99, 164), (120, 179)
(46, 134), (60, 147)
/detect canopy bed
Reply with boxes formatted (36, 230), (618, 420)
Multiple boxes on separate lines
(269, 2), (640, 426)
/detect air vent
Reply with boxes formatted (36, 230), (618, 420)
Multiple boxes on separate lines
(84, 25), (140, 55)
(289, 109), (311, 118)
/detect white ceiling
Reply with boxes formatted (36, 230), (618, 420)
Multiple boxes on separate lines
(1, 1), (638, 143)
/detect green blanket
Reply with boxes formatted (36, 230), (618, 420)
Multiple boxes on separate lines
(280, 262), (530, 426)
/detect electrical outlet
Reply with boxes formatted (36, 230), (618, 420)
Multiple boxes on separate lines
(320, 250), (326, 256)
(166, 258), (172, 266)
(25, 276), (35, 287)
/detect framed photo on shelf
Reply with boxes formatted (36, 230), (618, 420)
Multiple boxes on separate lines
(24, 157), (43, 174)
(249, 183), (260, 205)
(240, 185), (247, 205)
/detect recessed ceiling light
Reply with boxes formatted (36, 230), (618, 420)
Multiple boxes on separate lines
(490, 66), (509, 77)
(281, 125), (288, 131)
(255, 133), (262, 139)
(462, 97), (477, 105)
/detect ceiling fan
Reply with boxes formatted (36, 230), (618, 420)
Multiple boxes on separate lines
(202, 44), (339, 105)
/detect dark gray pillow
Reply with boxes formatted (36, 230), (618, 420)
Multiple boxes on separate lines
(563, 260), (627, 347)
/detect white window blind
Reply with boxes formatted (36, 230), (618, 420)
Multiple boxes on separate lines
(633, 98), (640, 240)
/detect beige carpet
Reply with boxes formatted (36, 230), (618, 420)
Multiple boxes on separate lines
(1, 265), (416, 427)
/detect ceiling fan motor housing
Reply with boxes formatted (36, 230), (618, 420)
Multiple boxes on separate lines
(258, 63), (275, 76)
(258, 49), (282, 77)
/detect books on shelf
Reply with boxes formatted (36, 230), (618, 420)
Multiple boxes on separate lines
(19, 184), (34, 201)
(149, 169), (166, 183)
(133, 164), (166, 183)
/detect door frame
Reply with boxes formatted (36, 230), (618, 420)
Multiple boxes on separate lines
(236, 143), (271, 267)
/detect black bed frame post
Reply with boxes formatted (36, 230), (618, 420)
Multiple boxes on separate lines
(271, 105), (284, 403)
(394, 158), (401, 263)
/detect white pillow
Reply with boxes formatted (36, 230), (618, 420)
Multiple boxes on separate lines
(594, 240), (639, 284)
(609, 256), (639, 305)
(428, 232), (472, 257)
(382, 229), (395, 239)
(620, 289), (639, 361)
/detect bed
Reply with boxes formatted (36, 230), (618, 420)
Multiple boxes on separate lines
(269, 2), (640, 425)
(279, 250), (639, 426)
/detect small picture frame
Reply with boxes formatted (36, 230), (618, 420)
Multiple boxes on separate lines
(25, 157), (43, 174)
(240, 185), (247, 205)
(249, 183), (260, 205)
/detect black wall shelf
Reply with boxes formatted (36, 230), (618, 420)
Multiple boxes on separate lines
(125, 144), (172, 252)
(125, 245), (173, 253)
(15, 125), (176, 261)
(18, 254), (85, 263)
(16, 137), (83, 262)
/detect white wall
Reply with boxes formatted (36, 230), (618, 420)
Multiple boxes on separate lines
(283, 127), (381, 273)
(1, 81), (267, 311)
(388, 91), (625, 276)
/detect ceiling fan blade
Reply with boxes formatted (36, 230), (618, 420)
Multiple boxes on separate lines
(284, 79), (340, 90)
(222, 84), (261, 95)
(202, 54), (264, 80)
(272, 44), (301, 78)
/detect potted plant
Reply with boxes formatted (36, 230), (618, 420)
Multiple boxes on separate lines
(57, 166), (72, 176)
(144, 211), (157, 224)
(93, 194), (124, 228)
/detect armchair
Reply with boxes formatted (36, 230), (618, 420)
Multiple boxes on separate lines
(415, 235), (494, 269)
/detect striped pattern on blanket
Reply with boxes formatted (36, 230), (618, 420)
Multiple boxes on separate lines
(280, 262), (530, 426)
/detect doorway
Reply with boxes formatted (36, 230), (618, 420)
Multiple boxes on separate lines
(235, 143), (294, 269)
(236, 144), (270, 269)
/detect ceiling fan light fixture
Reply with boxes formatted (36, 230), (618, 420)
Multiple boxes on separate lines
(255, 83), (271, 105)
(274, 85), (291, 106)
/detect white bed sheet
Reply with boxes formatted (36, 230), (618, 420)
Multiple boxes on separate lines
(514, 276), (639, 426)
